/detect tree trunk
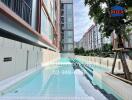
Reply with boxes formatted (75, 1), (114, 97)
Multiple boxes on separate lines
(119, 51), (131, 80)
(118, 34), (131, 80)
(112, 52), (118, 74)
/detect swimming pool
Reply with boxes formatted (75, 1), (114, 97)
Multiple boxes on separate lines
(74, 58), (123, 100)
(0, 58), (122, 100)
(0, 58), (92, 98)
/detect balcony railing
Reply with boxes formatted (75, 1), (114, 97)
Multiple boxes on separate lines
(1, 0), (32, 25)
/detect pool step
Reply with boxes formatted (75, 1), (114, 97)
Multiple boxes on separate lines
(70, 59), (118, 100)
(84, 66), (93, 76)
(70, 59), (94, 82)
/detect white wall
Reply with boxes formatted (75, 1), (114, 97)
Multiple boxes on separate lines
(0, 37), (60, 81)
(75, 55), (132, 73)
(0, 37), (27, 81)
(31, 0), (38, 29)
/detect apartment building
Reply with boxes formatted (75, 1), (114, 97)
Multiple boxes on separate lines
(0, 0), (61, 81)
(75, 24), (111, 51)
(60, 0), (74, 54)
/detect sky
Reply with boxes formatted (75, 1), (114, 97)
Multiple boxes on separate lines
(73, 0), (94, 42)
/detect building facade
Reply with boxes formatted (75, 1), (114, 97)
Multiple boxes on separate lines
(0, 0), (61, 81)
(75, 24), (111, 51)
(60, 0), (74, 54)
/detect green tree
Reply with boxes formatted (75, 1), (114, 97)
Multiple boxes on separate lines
(79, 47), (85, 55)
(74, 48), (79, 55)
(74, 47), (86, 55)
(102, 44), (113, 52)
(101, 44), (113, 57)
(85, 0), (132, 80)
(85, 0), (132, 37)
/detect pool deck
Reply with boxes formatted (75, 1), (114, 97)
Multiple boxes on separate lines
(102, 73), (132, 100)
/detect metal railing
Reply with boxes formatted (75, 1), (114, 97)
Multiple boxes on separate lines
(1, 0), (32, 25)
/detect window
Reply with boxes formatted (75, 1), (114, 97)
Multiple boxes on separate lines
(67, 9), (73, 15)
(1, 0), (32, 24)
(64, 37), (73, 43)
(63, 31), (73, 44)
(49, 24), (53, 41)
(61, 4), (64, 9)
(67, 23), (73, 29)
(67, 16), (73, 23)
(66, 16), (73, 29)
(61, 24), (64, 29)
(43, 0), (48, 6)
(41, 10), (47, 35)
(67, 4), (73, 15)
(64, 44), (73, 51)
(61, 10), (64, 16)
(64, 31), (73, 38)
(67, 4), (72, 10)
(50, 2), (53, 20)
(61, 17), (64, 23)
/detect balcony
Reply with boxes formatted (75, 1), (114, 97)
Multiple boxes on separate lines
(1, 0), (32, 25)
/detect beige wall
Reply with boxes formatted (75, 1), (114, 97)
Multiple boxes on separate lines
(75, 55), (132, 73)
(42, 49), (60, 66)
(0, 37), (60, 81)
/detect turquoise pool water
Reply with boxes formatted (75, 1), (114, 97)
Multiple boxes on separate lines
(1, 58), (88, 97)
(76, 59), (123, 100)
(0, 58), (122, 100)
